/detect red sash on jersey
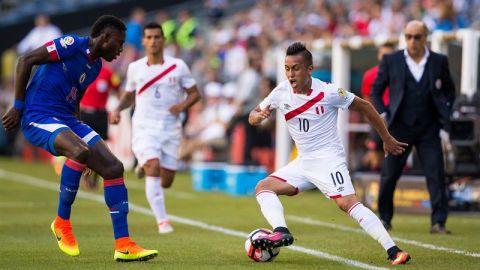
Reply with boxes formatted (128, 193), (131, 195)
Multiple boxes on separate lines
(284, 91), (325, 121)
(137, 64), (177, 95)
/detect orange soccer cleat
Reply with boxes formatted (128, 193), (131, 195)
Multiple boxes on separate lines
(114, 237), (158, 262)
(50, 216), (80, 256)
(389, 250), (411, 265)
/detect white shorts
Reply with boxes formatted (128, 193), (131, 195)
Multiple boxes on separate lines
(132, 132), (180, 171)
(270, 157), (355, 199)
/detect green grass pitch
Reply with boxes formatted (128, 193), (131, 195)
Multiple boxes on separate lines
(0, 158), (479, 270)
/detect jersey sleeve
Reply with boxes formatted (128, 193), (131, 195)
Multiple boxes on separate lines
(178, 60), (196, 89)
(124, 63), (137, 92)
(45, 35), (82, 61)
(259, 84), (282, 110)
(325, 83), (355, 109)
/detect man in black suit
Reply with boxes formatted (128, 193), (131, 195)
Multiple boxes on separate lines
(371, 20), (456, 234)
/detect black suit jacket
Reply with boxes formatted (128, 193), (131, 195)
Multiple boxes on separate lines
(371, 50), (456, 131)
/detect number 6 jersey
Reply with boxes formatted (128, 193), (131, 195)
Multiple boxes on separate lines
(259, 78), (355, 159)
(124, 55), (196, 131)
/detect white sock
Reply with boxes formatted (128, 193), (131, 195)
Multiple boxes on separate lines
(145, 176), (168, 223)
(348, 202), (396, 251)
(256, 190), (287, 229)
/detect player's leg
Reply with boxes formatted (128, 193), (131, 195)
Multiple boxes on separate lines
(303, 157), (410, 265)
(50, 129), (90, 257)
(86, 140), (158, 261)
(253, 158), (315, 249)
(21, 115), (92, 257)
(143, 158), (174, 234)
(335, 195), (410, 264)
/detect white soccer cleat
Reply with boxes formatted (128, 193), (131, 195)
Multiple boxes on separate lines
(158, 220), (174, 234)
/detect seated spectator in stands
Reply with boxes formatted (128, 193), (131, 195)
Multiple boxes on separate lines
(17, 14), (62, 55)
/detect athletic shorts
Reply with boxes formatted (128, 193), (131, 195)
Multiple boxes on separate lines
(80, 109), (108, 140)
(132, 131), (180, 171)
(21, 112), (101, 156)
(270, 156), (355, 199)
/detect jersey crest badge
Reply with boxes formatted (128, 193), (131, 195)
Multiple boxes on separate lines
(60, 36), (75, 48)
(337, 88), (346, 97)
(66, 87), (78, 103)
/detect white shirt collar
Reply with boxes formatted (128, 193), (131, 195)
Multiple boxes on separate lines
(403, 46), (430, 82)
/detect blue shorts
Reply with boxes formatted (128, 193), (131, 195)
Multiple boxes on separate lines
(21, 113), (101, 156)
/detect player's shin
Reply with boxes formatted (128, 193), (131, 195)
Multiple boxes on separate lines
(104, 177), (129, 239)
(256, 190), (287, 229)
(145, 176), (168, 222)
(348, 202), (396, 250)
(58, 159), (85, 219)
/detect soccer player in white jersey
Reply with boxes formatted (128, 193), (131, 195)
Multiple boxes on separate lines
(248, 42), (411, 265)
(111, 22), (200, 234)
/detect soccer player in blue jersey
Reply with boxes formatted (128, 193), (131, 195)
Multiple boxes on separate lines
(1, 15), (158, 262)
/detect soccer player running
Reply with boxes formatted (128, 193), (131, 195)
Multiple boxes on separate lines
(248, 42), (411, 265)
(110, 22), (200, 234)
(1, 15), (158, 262)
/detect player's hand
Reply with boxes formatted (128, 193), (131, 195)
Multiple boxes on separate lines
(383, 136), (408, 157)
(257, 105), (271, 121)
(109, 110), (121, 124)
(83, 167), (93, 176)
(1, 107), (22, 131)
(169, 104), (183, 116)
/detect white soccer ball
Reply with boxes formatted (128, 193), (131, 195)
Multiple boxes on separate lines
(244, 228), (280, 262)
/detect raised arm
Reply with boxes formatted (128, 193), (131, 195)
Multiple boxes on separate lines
(2, 46), (52, 131)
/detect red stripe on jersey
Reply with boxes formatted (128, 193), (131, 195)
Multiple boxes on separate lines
(137, 64), (177, 95)
(45, 40), (59, 61)
(329, 194), (342, 199)
(284, 91), (325, 121)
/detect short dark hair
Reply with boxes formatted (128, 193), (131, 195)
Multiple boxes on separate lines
(143, 22), (164, 37)
(91, 15), (126, 38)
(286, 42), (313, 67)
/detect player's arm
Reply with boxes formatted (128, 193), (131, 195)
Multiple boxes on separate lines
(169, 85), (201, 116)
(349, 96), (407, 156)
(248, 105), (271, 126)
(2, 45), (52, 131)
(110, 91), (135, 124)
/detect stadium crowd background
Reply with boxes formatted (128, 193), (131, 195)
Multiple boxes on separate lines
(0, 0), (479, 173)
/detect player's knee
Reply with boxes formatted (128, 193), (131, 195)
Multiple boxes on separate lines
(161, 179), (173, 188)
(103, 159), (124, 179)
(255, 179), (271, 193)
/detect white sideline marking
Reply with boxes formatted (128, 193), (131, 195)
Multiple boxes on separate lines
(288, 215), (480, 258)
(0, 169), (388, 270)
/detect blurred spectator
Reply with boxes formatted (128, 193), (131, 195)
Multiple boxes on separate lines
(125, 7), (146, 51)
(156, 10), (177, 45)
(17, 14), (62, 55)
(175, 10), (198, 51)
(205, 0), (228, 25)
(229, 48), (263, 165)
(433, 1), (467, 31)
(1, 46), (16, 83)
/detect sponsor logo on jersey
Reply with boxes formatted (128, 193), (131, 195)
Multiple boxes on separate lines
(79, 73), (86, 84)
(337, 186), (344, 192)
(284, 104), (291, 110)
(60, 36), (75, 48)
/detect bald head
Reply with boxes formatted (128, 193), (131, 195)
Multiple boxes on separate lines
(404, 20), (429, 36)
